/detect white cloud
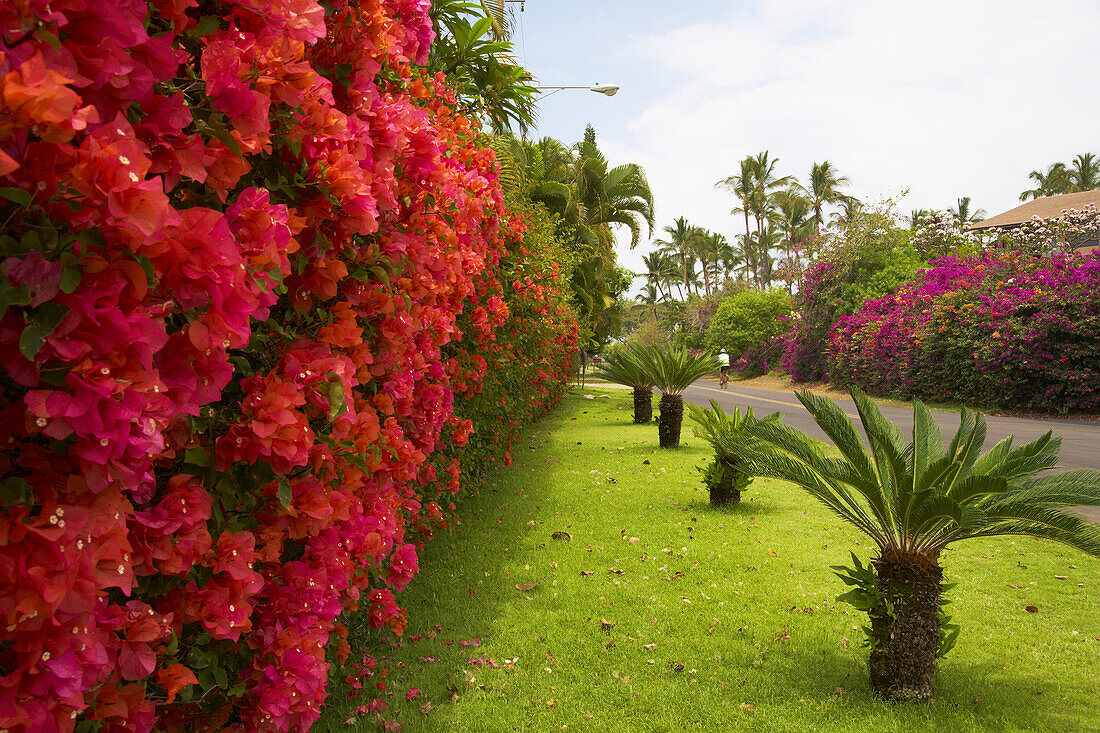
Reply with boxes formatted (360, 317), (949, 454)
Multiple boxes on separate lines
(592, 0), (1100, 288)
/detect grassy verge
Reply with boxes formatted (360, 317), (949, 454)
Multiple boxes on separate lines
(316, 394), (1100, 732)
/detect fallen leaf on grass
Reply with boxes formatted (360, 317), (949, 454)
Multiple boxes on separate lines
(515, 583), (538, 591)
(551, 531), (571, 541)
(420, 702), (433, 715)
(601, 618), (615, 632)
(580, 570), (594, 577)
(739, 703), (756, 713)
(1054, 575), (1069, 580)
(643, 643), (657, 650)
(1025, 606), (1039, 613)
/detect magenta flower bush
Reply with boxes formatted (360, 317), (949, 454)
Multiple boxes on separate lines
(828, 251), (1100, 412)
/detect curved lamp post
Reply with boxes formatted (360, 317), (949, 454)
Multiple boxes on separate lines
(536, 83), (620, 99)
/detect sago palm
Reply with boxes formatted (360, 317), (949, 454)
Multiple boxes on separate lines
(594, 345), (656, 424)
(717, 389), (1100, 701)
(687, 400), (779, 506)
(635, 347), (718, 448)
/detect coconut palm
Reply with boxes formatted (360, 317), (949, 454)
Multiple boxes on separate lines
(949, 196), (986, 225)
(635, 346), (718, 448)
(716, 158), (756, 264)
(641, 250), (680, 300)
(718, 389), (1100, 701)
(1020, 162), (1070, 201)
(634, 282), (666, 323)
(804, 160), (851, 236)
(1068, 153), (1100, 191)
(594, 344), (656, 424)
(770, 187), (813, 276)
(656, 217), (696, 296)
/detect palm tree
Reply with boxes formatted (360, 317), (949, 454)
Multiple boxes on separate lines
(746, 152), (794, 275)
(641, 250), (680, 300)
(909, 209), (932, 230)
(634, 282), (665, 322)
(949, 197), (986, 225)
(1020, 162), (1070, 201)
(1068, 153), (1100, 191)
(716, 158), (756, 268)
(573, 125), (655, 250)
(656, 217), (695, 296)
(635, 346), (719, 448)
(595, 344), (656, 423)
(770, 187), (813, 278)
(804, 160), (851, 236)
(719, 389), (1100, 701)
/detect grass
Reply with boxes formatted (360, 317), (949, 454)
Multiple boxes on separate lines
(315, 394), (1100, 732)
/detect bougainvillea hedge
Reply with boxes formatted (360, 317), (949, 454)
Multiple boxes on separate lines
(0, 1), (578, 731)
(828, 251), (1100, 412)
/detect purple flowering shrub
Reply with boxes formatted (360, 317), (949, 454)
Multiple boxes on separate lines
(828, 251), (1100, 412)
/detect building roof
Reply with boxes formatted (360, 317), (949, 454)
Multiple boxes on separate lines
(971, 189), (1100, 230)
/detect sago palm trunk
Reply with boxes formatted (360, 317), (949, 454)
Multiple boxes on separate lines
(709, 457), (741, 507)
(632, 388), (653, 424)
(658, 393), (683, 448)
(869, 549), (943, 701)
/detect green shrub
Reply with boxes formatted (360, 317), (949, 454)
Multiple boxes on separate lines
(705, 289), (792, 356)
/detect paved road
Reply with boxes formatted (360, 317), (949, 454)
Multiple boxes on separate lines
(683, 381), (1100, 472)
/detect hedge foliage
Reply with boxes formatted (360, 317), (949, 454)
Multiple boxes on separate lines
(828, 251), (1100, 412)
(0, 1), (577, 730)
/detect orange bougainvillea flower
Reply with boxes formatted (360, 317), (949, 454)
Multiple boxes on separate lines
(156, 663), (199, 704)
(0, 52), (98, 143)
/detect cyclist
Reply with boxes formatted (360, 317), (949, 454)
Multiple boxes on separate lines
(717, 348), (730, 388)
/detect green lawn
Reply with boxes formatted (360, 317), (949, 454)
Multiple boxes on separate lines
(317, 394), (1100, 732)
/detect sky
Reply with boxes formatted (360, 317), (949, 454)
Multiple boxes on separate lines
(505, 0), (1100, 291)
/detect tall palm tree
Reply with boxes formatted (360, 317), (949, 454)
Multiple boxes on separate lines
(949, 197), (986, 225)
(635, 282), (666, 322)
(641, 250), (680, 300)
(909, 209), (932, 230)
(746, 151), (795, 267)
(686, 225), (714, 296)
(656, 217), (695, 296)
(716, 158), (756, 268)
(804, 160), (851, 236)
(719, 389), (1100, 701)
(635, 346), (719, 448)
(1020, 162), (1070, 201)
(1068, 153), (1100, 191)
(770, 187), (813, 275)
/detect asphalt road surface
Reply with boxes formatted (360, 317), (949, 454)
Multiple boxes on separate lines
(683, 381), (1100, 473)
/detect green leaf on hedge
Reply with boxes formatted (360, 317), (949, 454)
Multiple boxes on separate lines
(194, 14), (220, 37)
(0, 187), (31, 207)
(60, 265), (82, 294)
(184, 447), (212, 467)
(0, 477), (34, 508)
(212, 666), (228, 688)
(19, 302), (68, 361)
(323, 372), (347, 421)
(277, 476), (292, 510)
(0, 284), (31, 319)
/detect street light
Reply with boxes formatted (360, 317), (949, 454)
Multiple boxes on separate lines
(536, 83), (620, 98)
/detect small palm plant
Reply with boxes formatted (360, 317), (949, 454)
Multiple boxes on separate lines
(635, 346), (718, 448)
(687, 400), (780, 506)
(717, 388), (1100, 701)
(594, 345), (655, 423)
